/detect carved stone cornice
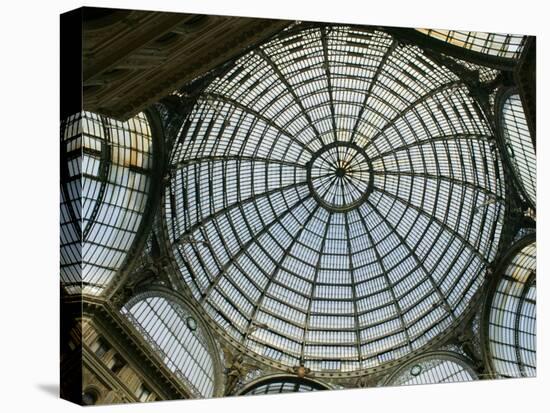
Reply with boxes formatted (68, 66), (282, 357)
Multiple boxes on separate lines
(77, 297), (193, 400)
(83, 8), (292, 120)
(82, 346), (140, 403)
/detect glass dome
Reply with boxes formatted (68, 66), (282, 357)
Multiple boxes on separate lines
(165, 25), (506, 374)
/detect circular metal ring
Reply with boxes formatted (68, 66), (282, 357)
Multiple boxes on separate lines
(306, 141), (373, 213)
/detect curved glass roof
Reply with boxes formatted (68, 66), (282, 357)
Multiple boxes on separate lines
(500, 93), (536, 208)
(121, 293), (217, 397)
(486, 239), (536, 378)
(165, 25), (506, 373)
(387, 353), (477, 386)
(61, 111), (153, 295)
(415, 29), (527, 60)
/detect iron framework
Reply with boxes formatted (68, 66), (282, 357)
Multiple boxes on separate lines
(164, 24), (508, 376)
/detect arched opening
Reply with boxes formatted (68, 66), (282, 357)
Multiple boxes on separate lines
(82, 388), (100, 405)
(385, 352), (478, 386)
(121, 292), (220, 397)
(238, 376), (329, 395)
(483, 236), (536, 378)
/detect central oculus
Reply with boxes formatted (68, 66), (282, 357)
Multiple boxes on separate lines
(307, 141), (373, 212)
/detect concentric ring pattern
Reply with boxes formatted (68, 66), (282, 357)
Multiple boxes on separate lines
(307, 142), (373, 212)
(165, 26), (506, 373)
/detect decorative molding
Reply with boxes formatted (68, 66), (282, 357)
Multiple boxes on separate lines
(83, 10), (292, 120)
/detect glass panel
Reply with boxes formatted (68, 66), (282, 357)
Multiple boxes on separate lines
(60, 111), (153, 295)
(416, 29), (527, 59)
(389, 354), (477, 386)
(488, 241), (536, 378)
(501, 94), (536, 207)
(242, 378), (325, 395)
(121, 295), (216, 397)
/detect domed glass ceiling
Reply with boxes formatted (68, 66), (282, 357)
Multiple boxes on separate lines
(165, 25), (506, 373)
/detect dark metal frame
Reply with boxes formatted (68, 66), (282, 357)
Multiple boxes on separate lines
(104, 107), (167, 299)
(306, 141), (374, 213)
(159, 23), (511, 379)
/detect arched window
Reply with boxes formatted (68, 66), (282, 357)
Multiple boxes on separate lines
(82, 388), (100, 405)
(121, 293), (218, 398)
(386, 352), (477, 386)
(239, 376), (329, 395)
(484, 238), (536, 378)
(165, 24), (506, 374)
(60, 111), (154, 295)
(499, 91), (536, 208)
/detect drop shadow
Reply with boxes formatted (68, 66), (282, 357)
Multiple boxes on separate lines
(36, 383), (59, 398)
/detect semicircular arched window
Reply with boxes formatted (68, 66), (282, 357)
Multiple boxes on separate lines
(386, 352), (478, 386)
(500, 92), (536, 208)
(240, 377), (328, 395)
(485, 238), (536, 378)
(121, 293), (218, 398)
(60, 111), (153, 295)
